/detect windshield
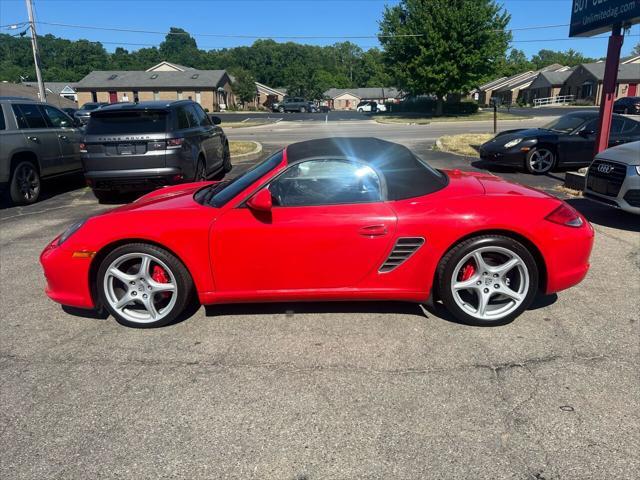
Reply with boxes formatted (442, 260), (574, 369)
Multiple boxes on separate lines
(86, 110), (168, 135)
(542, 115), (590, 134)
(195, 150), (284, 207)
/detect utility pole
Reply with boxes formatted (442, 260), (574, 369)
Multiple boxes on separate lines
(25, 0), (46, 102)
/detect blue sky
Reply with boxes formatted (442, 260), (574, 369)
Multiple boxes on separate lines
(1, 0), (638, 58)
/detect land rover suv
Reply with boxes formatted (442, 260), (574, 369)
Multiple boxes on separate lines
(271, 97), (314, 113)
(82, 100), (231, 202)
(0, 97), (83, 205)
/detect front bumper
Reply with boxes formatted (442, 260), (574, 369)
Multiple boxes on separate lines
(584, 164), (640, 215)
(40, 238), (96, 309)
(478, 146), (527, 166)
(84, 167), (183, 192)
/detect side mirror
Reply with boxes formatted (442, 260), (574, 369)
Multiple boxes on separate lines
(247, 187), (272, 212)
(210, 115), (222, 125)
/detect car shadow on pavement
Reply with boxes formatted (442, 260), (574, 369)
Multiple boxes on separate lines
(568, 197), (640, 232)
(0, 172), (86, 210)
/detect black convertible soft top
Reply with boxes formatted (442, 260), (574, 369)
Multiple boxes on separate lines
(285, 137), (448, 200)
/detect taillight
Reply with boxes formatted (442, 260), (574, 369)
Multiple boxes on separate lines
(166, 138), (184, 148)
(545, 204), (583, 227)
(79, 142), (87, 153)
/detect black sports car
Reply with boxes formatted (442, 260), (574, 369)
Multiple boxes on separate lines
(479, 111), (640, 174)
(613, 96), (640, 115)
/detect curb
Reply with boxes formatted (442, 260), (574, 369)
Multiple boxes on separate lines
(230, 141), (263, 162)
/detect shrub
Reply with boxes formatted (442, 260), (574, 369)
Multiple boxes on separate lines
(388, 97), (479, 116)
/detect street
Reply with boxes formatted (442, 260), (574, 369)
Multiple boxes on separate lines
(1, 118), (639, 479)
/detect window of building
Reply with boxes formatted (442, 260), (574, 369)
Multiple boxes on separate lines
(91, 91), (98, 102)
(133, 90), (139, 102)
(153, 91), (160, 101)
(177, 91), (183, 100)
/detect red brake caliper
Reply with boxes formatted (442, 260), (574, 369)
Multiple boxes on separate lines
(460, 262), (476, 282)
(152, 265), (170, 299)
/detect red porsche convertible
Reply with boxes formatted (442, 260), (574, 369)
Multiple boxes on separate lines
(41, 138), (594, 328)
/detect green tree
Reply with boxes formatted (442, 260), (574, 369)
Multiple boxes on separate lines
(530, 49), (596, 69)
(229, 67), (257, 108)
(379, 0), (511, 114)
(159, 27), (200, 66)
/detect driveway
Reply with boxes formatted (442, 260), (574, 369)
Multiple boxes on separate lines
(1, 119), (638, 479)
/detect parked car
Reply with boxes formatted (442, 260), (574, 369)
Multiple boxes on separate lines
(479, 111), (640, 174)
(74, 102), (108, 125)
(317, 105), (331, 113)
(82, 100), (231, 203)
(584, 141), (640, 215)
(613, 96), (640, 115)
(271, 97), (314, 113)
(0, 98), (83, 205)
(41, 137), (593, 329)
(356, 101), (387, 113)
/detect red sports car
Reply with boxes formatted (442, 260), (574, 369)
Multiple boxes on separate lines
(41, 138), (594, 328)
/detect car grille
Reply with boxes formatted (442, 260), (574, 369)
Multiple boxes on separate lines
(623, 189), (640, 207)
(586, 160), (627, 197)
(379, 237), (425, 273)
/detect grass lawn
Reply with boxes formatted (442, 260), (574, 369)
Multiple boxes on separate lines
(375, 110), (530, 125)
(436, 133), (495, 157)
(229, 141), (259, 156)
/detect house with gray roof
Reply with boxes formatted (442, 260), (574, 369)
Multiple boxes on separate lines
(75, 63), (236, 112)
(563, 62), (640, 105)
(521, 69), (575, 104)
(21, 81), (78, 102)
(323, 87), (402, 110)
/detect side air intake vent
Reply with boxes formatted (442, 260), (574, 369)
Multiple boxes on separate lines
(379, 237), (425, 273)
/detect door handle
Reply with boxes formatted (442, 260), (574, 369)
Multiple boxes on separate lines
(28, 136), (39, 142)
(359, 224), (388, 237)
(58, 134), (68, 141)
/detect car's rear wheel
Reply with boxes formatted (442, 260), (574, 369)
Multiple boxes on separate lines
(194, 158), (206, 181)
(97, 243), (195, 328)
(525, 147), (555, 174)
(10, 160), (41, 205)
(437, 235), (538, 326)
(223, 143), (232, 173)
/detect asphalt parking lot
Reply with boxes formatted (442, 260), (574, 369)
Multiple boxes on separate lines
(1, 120), (639, 479)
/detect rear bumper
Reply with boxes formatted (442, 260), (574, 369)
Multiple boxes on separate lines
(85, 167), (183, 191)
(40, 238), (96, 309)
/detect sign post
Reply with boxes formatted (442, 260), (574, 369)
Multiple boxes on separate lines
(569, 0), (640, 155)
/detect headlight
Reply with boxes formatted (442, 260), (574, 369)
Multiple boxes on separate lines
(58, 220), (86, 245)
(635, 166), (640, 175)
(503, 138), (523, 148)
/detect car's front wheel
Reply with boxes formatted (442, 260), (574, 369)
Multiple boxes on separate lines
(278, 106), (285, 113)
(97, 244), (195, 328)
(437, 235), (538, 326)
(300, 106), (306, 113)
(525, 147), (556, 174)
(222, 143), (232, 173)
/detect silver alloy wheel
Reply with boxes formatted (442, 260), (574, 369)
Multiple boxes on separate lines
(103, 252), (178, 324)
(15, 163), (40, 201)
(528, 148), (554, 173)
(450, 246), (529, 321)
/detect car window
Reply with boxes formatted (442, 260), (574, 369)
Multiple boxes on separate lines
(42, 105), (73, 128)
(185, 105), (200, 128)
(12, 104), (48, 129)
(611, 117), (625, 134)
(191, 104), (211, 127)
(175, 106), (191, 129)
(86, 110), (169, 135)
(622, 119), (640, 134)
(0, 105), (5, 130)
(270, 159), (382, 207)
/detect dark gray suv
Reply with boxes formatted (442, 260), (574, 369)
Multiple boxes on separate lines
(0, 97), (83, 205)
(82, 100), (231, 202)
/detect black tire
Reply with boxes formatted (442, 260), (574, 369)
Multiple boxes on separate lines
(223, 142), (232, 173)
(437, 235), (539, 326)
(97, 243), (195, 328)
(524, 147), (556, 175)
(93, 190), (121, 204)
(194, 157), (207, 181)
(9, 160), (41, 205)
